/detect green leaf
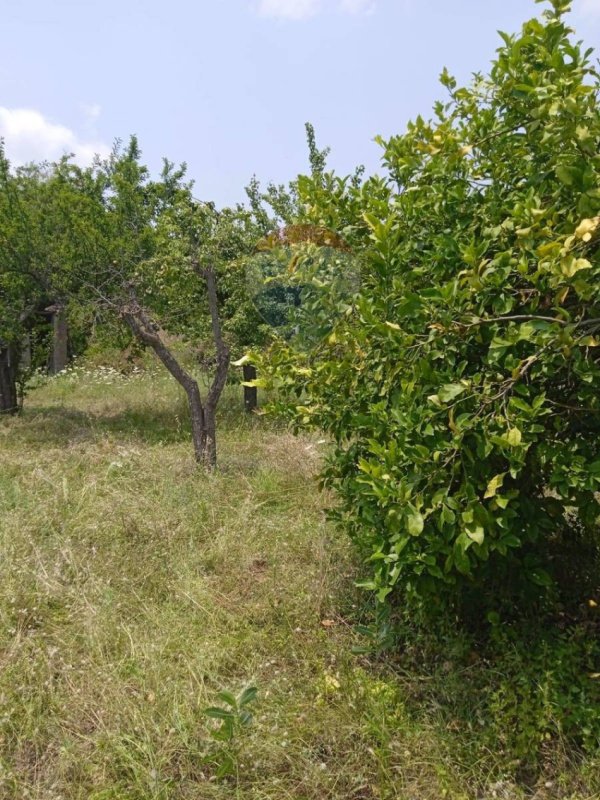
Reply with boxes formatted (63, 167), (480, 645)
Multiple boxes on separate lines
(238, 686), (258, 707)
(529, 568), (552, 587)
(215, 754), (236, 778)
(407, 508), (425, 536)
(204, 707), (235, 720)
(438, 383), (468, 403)
(555, 165), (580, 186)
(216, 690), (238, 708)
(377, 586), (393, 602)
(238, 709), (253, 727)
(561, 256), (592, 277)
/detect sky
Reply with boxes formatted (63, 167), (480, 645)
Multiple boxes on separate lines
(1, 0), (599, 207)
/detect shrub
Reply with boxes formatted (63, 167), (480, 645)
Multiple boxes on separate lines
(256, 0), (600, 613)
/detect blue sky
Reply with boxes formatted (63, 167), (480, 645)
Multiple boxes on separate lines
(1, 0), (599, 206)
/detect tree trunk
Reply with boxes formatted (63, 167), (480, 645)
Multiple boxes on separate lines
(123, 263), (229, 470)
(203, 405), (217, 469)
(51, 307), (69, 374)
(187, 378), (208, 465)
(121, 302), (212, 466)
(196, 263), (230, 469)
(0, 343), (18, 415)
(242, 364), (258, 412)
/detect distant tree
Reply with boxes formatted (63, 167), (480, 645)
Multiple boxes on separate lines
(92, 139), (270, 466)
(0, 146), (103, 412)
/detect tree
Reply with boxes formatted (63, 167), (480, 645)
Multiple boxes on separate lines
(92, 139), (270, 466)
(255, 0), (600, 613)
(0, 146), (101, 412)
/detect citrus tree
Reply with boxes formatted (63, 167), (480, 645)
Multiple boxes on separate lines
(255, 0), (600, 612)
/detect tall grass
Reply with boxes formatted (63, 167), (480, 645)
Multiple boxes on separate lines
(0, 369), (597, 799)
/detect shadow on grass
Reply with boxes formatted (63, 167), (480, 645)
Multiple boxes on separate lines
(6, 405), (194, 448)
(6, 396), (266, 450)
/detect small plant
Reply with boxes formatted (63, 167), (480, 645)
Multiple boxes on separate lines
(353, 602), (397, 658)
(203, 686), (258, 779)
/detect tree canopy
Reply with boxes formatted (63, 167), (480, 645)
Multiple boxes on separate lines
(253, 0), (600, 611)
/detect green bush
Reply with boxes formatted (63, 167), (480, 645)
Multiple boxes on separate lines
(257, 1), (600, 613)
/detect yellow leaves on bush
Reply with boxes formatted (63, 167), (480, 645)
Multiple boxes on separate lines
(574, 216), (600, 243)
(560, 256), (593, 277)
(484, 473), (506, 499)
(506, 428), (522, 447)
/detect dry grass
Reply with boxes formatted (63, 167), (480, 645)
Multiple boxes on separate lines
(0, 369), (597, 799)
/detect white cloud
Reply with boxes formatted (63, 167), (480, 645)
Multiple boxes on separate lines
(0, 107), (110, 167)
(257, 0), (375, 20)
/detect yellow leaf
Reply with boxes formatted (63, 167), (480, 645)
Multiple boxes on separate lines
(448, 408), (458, 434)
(560, 256), (592, 277)
(385, 321), (401, 331)
(467, 526), (485, 545)
(574, 216), (600, 240)
(506, 428), (522, 446)
(556, 286), (570, 305)
(484, 473), (506, 499)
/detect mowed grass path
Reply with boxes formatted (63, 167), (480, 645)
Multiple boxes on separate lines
(0, 370), (595, 800)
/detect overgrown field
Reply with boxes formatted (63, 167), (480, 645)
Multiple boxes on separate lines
(0, 369), (598, 799)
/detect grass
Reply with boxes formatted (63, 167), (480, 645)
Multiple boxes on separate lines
(0, 366), (598, 799)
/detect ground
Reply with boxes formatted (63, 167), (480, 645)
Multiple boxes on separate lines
(0, 366), (598, 799)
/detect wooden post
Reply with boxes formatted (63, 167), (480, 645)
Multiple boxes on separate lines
(243, 364), (258, 413)
(0, 342), (18, 414)
(47, 304), (69, 374)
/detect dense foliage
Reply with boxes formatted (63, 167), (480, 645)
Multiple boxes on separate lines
(0, 138), (295, 461)
(255, 0), (600, 613)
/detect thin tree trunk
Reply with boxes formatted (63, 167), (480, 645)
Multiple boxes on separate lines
(203, 406), (217, 469)
(121, 302), (208, 464)
(194, 262), (231, 469)
(122, 262), (230, 470)
(51, 306), (69, 374)
(0, 342), (18, 415)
